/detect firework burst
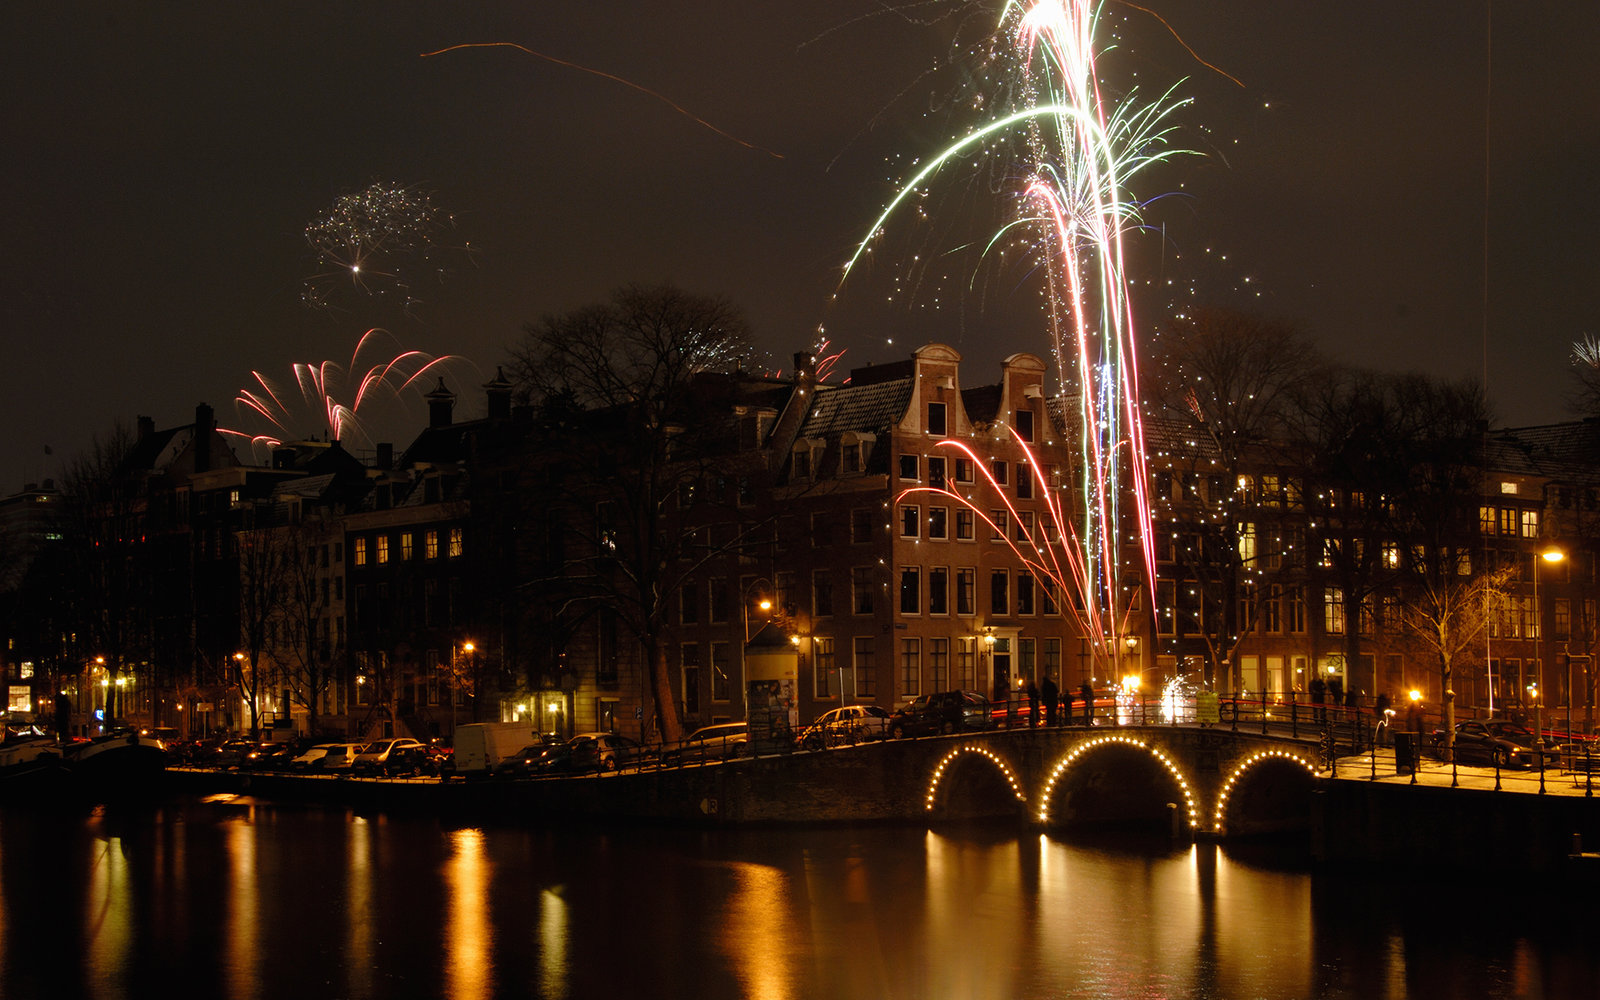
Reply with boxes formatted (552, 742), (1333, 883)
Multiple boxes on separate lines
(225, 330), (469, 460)
(863, 1), (1193, 671)
(301, 182), (474, 313)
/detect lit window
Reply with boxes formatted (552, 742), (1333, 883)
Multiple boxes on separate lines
(425, 530), (439, 559)
(376, 535), (389, 564)
(353, 537), (367, 566)
(448, 527), (463, 558)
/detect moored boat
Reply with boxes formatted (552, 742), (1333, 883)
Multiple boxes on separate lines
(63, 730), (170, 799)
(0, 736), (71, 795)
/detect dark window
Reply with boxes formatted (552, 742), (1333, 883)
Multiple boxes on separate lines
(899, 454), (918, 480)
(991, 571), (1009, 615)
(900, 568), (920, 615)
(928, 402), (947, 435)
(1016, 408), (1035, 442)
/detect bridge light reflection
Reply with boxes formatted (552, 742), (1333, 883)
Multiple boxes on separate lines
(1212, 750), (1318, 835)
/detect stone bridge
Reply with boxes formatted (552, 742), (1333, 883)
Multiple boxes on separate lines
(211, 724), (1327, 837)
(616, 724), (1327, 836)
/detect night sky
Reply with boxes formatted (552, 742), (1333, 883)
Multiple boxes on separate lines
(4, 2), (1596, 490)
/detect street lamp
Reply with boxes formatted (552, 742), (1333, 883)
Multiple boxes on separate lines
(451, 640), (474, 734)
(1534, 545), (1564, 745)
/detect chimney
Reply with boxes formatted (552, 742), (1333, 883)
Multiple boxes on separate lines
(375, 442), (394, 471)
(426, 378), (455, 429)
(484, 367), (513, 420)
(194, 402), (215, 473)
(137, 415), (155, 440)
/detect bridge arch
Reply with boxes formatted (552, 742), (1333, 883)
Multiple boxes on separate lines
(922, 744), (1028, 820)
(1212, 748), (1319, 837)
(1036, 734), (1201, 833)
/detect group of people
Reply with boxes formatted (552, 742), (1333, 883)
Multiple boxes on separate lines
(1307, 674), (1360, 721)
(998, 675), (1100, 727)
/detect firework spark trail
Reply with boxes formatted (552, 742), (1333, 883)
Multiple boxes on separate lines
(223, 331), (467, 458)
(422, 42), (783, 160)
(860, 0), (1189, 671)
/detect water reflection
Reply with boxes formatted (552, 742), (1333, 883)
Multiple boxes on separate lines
(0, 800), (1595, 999)
(446, 827), (491, 1000)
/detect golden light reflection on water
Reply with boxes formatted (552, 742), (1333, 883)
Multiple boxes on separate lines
(346, 815), (372, 999)
(923, 830), (1028, 1000)
(225, 819), (260, 1000)
(539, 887), (569, 997)
(719, 861), (800, 1000)
(85, 831), (131, 998)
(446, 827), (493, 1000)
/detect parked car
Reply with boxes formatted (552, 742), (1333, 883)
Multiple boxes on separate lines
(352, 738), (426, 775)
(798, 705), (892, 750)
(246, 738), (318, 771)
(1430, 720), (1560, 769)
(494, 742), (556, 779)
(139, 727), (182, 752)
(560, 732), (640, 773)
(210, 739), (265, 769)
(497, 732), (639, 777)
(371, 744), (442, 778)
(292, 742), (364, 771)
(889, 690), (993, 738)
(666, 723), (750, 764)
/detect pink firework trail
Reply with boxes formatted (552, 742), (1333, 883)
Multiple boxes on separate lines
(862, 1), (1191, 673)
(226, 330), (464, 457)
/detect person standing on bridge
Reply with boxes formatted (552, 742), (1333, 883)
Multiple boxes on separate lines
(1081, 680), (1095, 726)
(1310, 675), (1327, 723)
(1041, 673), (1059, 727)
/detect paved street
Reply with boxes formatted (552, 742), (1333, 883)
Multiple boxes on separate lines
(1330, 746), (1600, 798)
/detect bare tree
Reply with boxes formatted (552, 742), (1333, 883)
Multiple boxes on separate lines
(55, 422), (152, 727)
(275, 512), (340, 735)
(236, 518), (295, 737)
(1145, 309), (1324, 690)
(508, 284), (763, 744)
(1385, 375), (1497, 748)
(1292, 369), (1412, 700)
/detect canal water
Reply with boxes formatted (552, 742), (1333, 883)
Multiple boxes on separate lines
(0, 795), (1593, 1000)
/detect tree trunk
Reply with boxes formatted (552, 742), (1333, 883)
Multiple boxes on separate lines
(646, 636), (683, 744)
(1440, 651), (1455, 751)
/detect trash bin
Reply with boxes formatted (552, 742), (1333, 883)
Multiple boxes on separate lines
(1393, 730), (1417, 774)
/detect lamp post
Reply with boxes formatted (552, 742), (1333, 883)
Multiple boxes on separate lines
(451, 640), (473, 735)
(1535, 546), (1564, 745)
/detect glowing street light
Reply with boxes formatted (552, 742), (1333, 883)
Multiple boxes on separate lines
(1532, 545), (1564, 745)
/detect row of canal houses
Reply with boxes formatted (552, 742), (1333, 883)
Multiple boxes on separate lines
(4, 344), (1600, 743)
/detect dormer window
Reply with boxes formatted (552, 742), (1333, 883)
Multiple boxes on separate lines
(791, 437), (823, 481)
(840, 432), (874, 475)
(842, 444), (861, 474)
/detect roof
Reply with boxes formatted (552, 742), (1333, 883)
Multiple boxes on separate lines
(797, 379), (913, 439)
(1485, 422), (1600, 482)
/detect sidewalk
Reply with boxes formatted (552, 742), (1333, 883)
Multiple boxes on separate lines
(1328, 746), (1599, 797)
